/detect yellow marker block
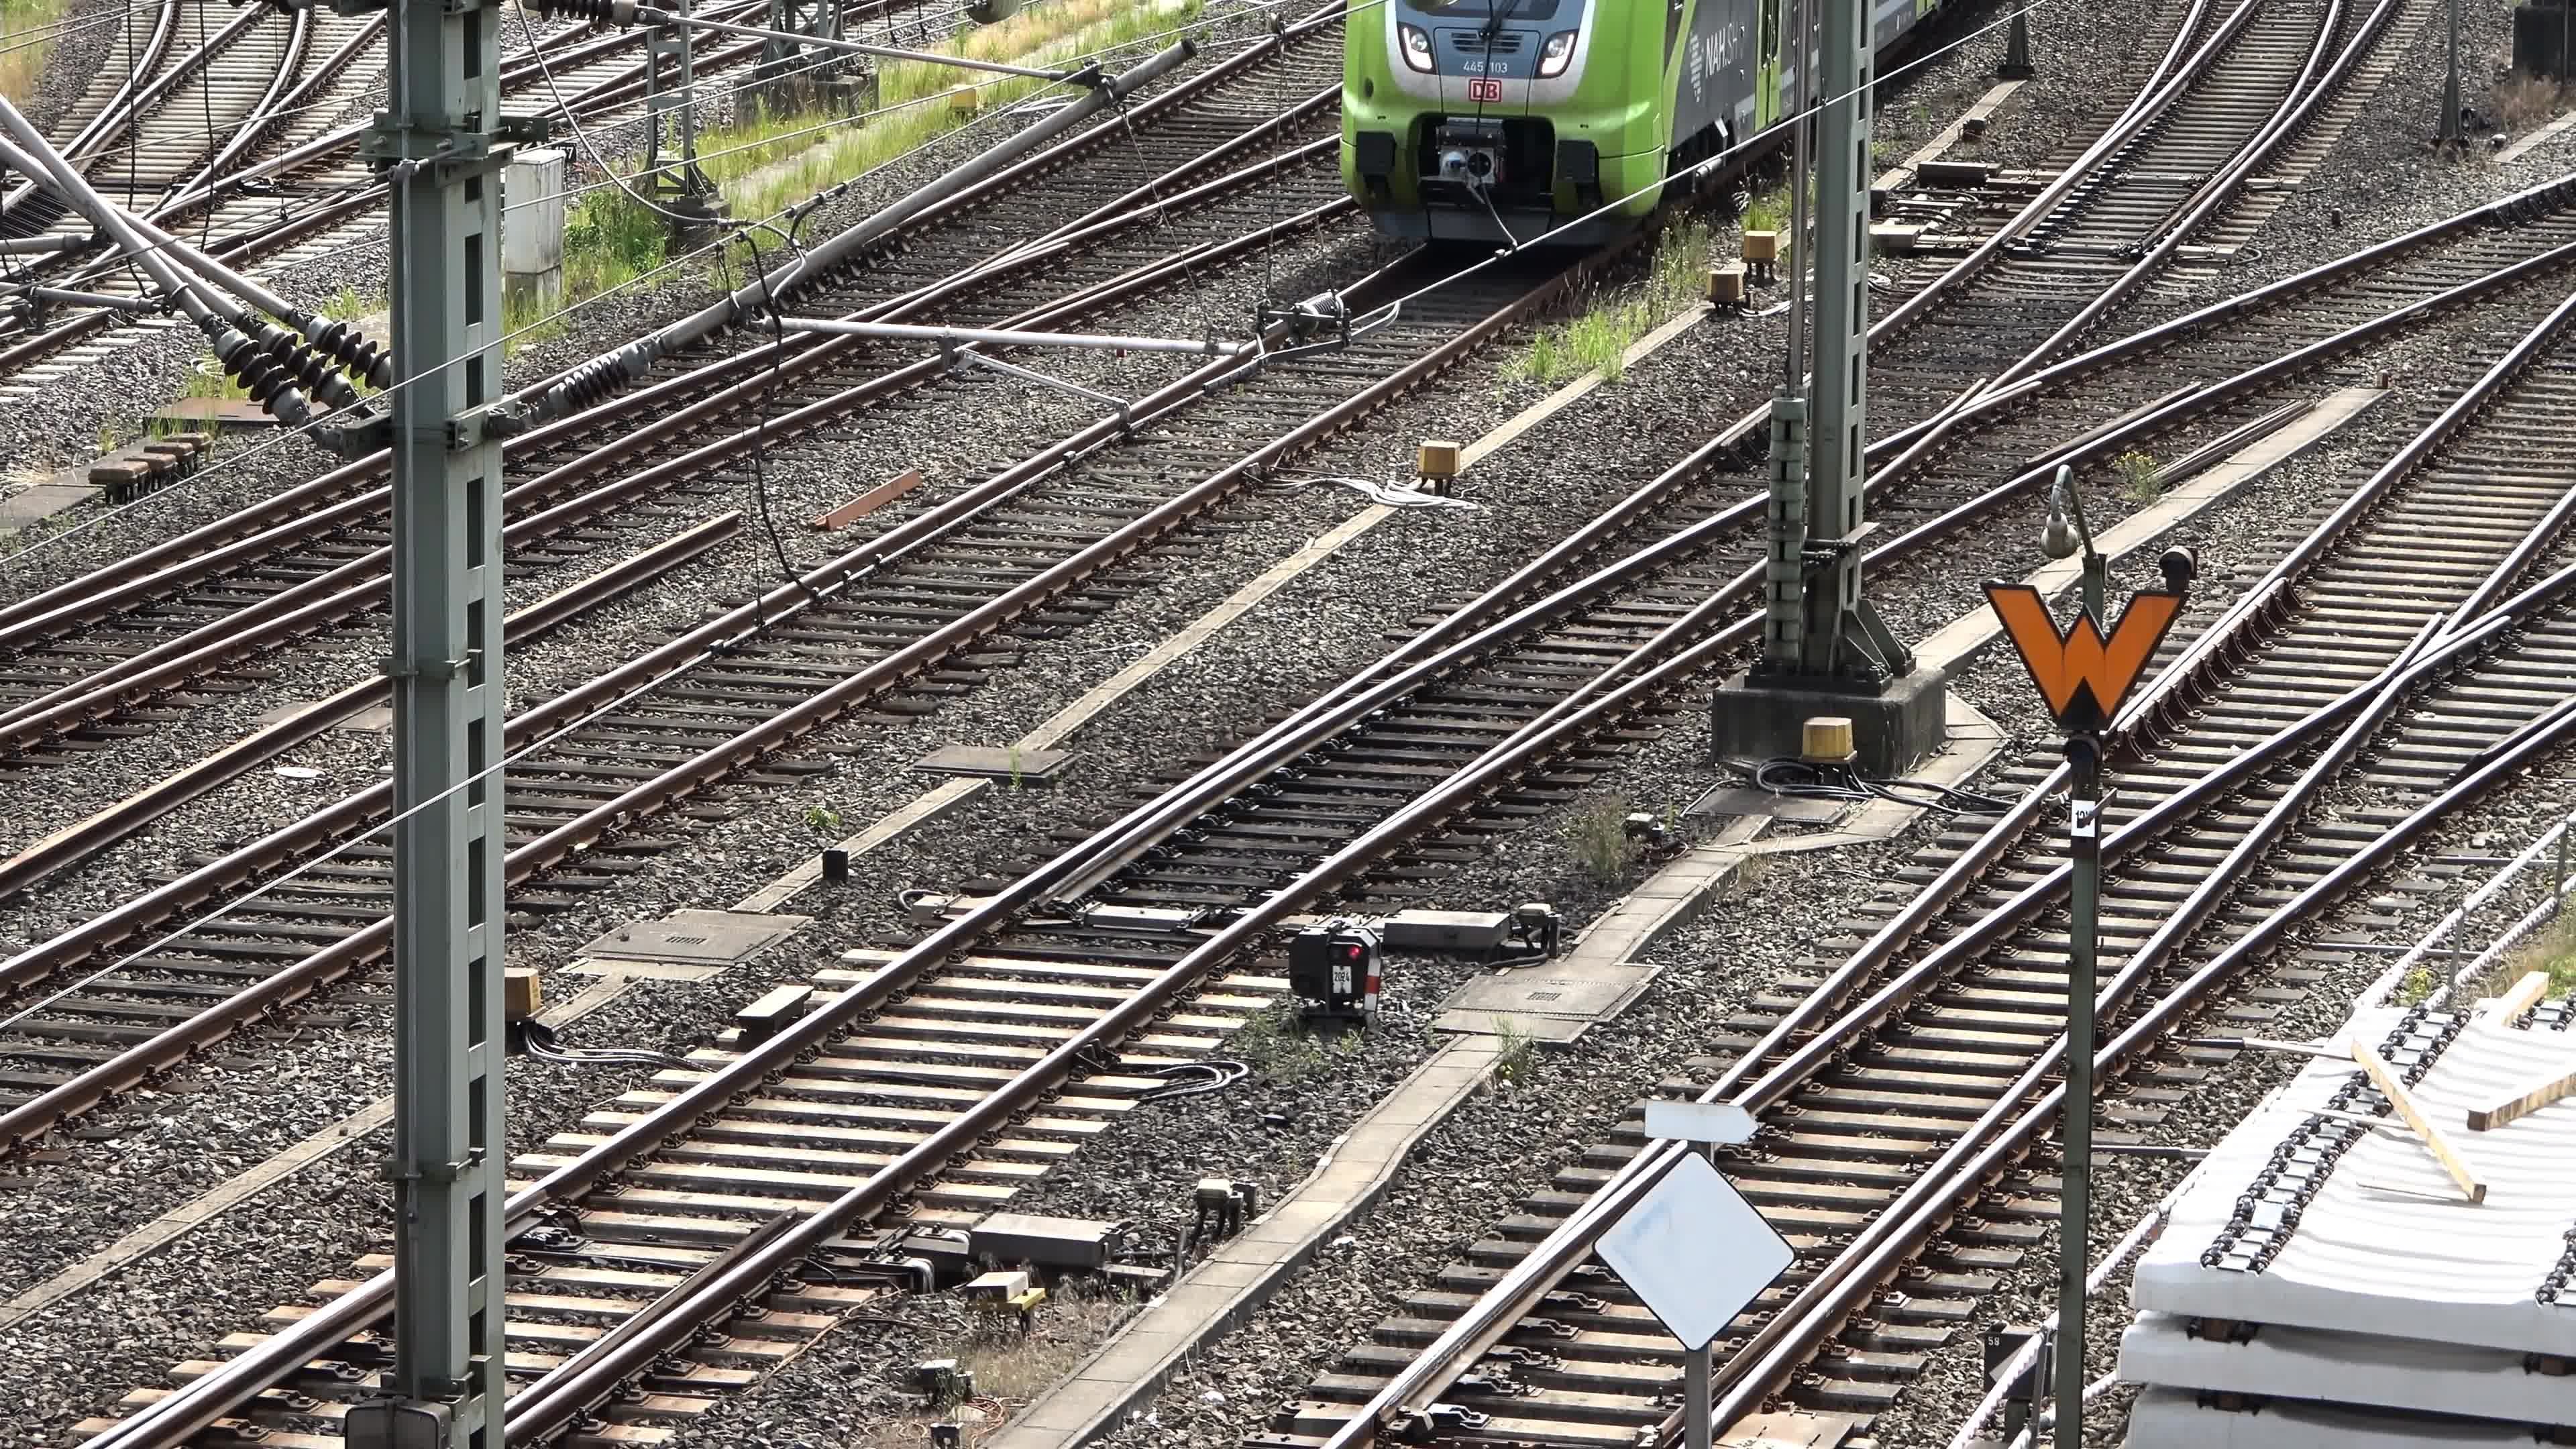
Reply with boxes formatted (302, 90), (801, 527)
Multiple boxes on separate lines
(1417, 441), (1461, 478)
(1800, 717), (1855, 764)
(504, 968), (542, 1021)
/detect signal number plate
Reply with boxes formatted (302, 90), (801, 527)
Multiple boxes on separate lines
(1467, 78), (1503, 101)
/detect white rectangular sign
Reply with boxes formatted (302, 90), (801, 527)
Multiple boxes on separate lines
(1597, 1151), (1794, 1352)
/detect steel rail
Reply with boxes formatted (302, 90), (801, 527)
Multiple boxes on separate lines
(129, 0), (805, 227)
(1705, 562), (2576, 1431)
(1865, 166), (2576, 468)
(99, 129), (2529, 1434)
(163, 5), (350, 208)
(0, 0), (184, 218)
(0, 235), (1460, 1111)
(0, 514), (740, 902)
(0, 0), (259, 221)
(0, 10), (1342, 641)
(71, 236), (1591, 1449)
(1311, 218), (2576, 1449)
(0, 189), (1360, 983)
(501, 156), (2574, 1432)
(1380, 268), (2576, 1449)
(1869, 0), (2220, 342)
(0, 0), (1040, 388)
(1874, 0), (2384, 486)
(1663, 0), (2324, 508)
(0, 144), (1347, 747)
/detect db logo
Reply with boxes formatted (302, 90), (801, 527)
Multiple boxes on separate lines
(1467, 78), (1503, 101)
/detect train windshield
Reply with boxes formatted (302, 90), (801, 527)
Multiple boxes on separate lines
(1402, 0), (1570, 19)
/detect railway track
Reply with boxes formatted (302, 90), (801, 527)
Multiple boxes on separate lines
(8, 0), (2543, 1438)
(1843, 0), (2406, 488)
(0, 0), (2404, 844)
(0, 0), (939, 397)
(0, 0), (2429, 889)
(0, 139), (1442, 1144)
(1264, 260), (2576, 1449)
(68, 152), (2576, 1449)
(0, 17), (1350, 794)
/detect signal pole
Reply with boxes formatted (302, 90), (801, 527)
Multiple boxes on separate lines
(758, 0), (844, 111)
(1718, 0), (1946, 778)
(2439, 0), (2464, 146)
(342, 0), (516, 1442)
(1802, 0), (1872, 669)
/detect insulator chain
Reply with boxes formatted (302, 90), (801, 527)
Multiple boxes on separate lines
(307, 318), (394, 390)
(254, 324), (363, 410)
(545, 350), (643, 413)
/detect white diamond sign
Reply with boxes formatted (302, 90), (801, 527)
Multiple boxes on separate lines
(1596, 1150), (1794, 1352)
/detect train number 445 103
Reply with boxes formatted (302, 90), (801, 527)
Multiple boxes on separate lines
(1467, 78), (1503, 101)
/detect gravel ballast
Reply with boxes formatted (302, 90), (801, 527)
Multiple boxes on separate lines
(9, 0), (2576, 1446)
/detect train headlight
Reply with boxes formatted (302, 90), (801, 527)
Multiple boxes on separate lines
(1398, 22), (1434, 72)
(1538, 30), (1577, 77)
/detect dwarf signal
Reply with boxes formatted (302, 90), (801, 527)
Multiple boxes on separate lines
(1288, 918), (1382, 1020)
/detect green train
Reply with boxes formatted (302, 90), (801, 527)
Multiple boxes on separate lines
(1340, 0), (1944, 244)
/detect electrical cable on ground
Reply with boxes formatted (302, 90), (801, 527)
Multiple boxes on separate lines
(1731, 755), (2014, 816)
(1260, 472), (1480, 510)
(513, 1018), (700, 1071)
(1139, 1059), (1248, 1101)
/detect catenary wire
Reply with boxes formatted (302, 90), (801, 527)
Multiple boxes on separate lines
(3, 0), (2073, 568)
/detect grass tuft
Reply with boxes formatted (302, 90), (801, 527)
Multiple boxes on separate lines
(1565, 794), (1637, 883)
(2112, 450), (2163, 502)
(2496, 72), (2562, 131)
(1490, 1016), (1536, 1087)
(1505, 219), (1714, 386)
(1228, 1006), (1330, 1081)
(0, 0), (70, 105)
(553, 0), (1199, 321)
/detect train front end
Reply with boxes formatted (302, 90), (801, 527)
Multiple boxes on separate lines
(1341, 0), (1661, 246)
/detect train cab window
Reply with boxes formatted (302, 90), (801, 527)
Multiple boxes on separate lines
(1760, 0), (1779, 60)
(1402, 0), (1567, 17)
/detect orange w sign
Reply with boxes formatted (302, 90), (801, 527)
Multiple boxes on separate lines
(1984, 582), (2184, 731)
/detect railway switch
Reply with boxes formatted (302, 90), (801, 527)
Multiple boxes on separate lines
(1289, 918), (1381, 1018)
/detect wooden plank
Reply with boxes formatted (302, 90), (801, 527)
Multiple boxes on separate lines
(809, 470), (922, 529)
(2491, 971), (2552, 1020)
(2349, 1041), (2487, 1203)
(2467, 1062), (2576, 1131)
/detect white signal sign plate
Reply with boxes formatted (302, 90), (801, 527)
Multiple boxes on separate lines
(1596, 1151), (1794, 1352)
(1644, 1099), (1759, 1144)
